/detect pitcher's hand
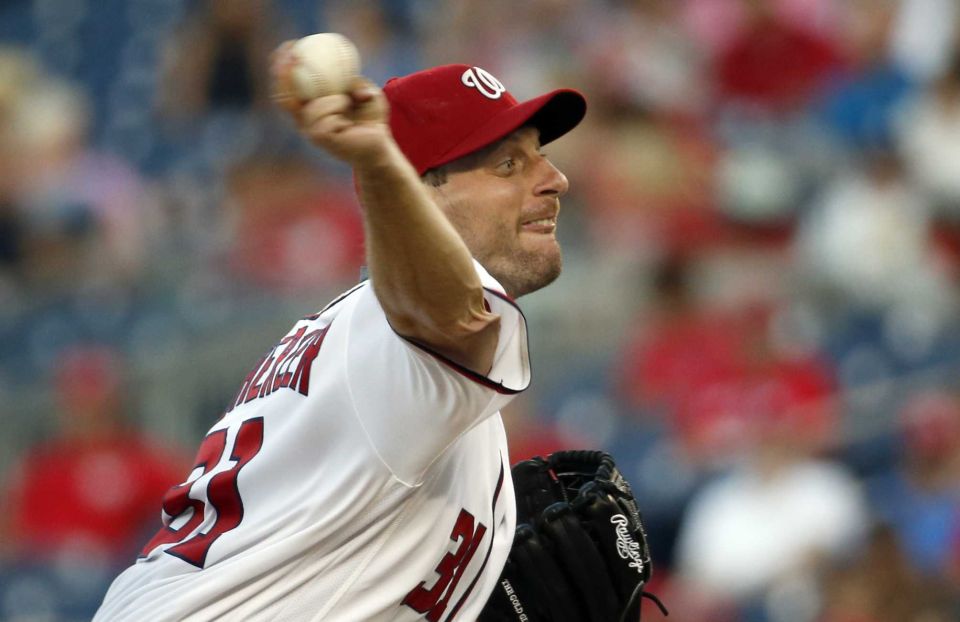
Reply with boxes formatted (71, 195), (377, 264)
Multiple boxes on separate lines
(271, 41), (391, 167)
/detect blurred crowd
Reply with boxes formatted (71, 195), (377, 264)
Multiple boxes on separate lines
(3, 0), (960, 620)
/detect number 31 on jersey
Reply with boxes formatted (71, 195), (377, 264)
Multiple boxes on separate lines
(140, 417), (265, 567)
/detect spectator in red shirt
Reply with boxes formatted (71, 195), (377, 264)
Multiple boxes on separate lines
(2, 346), (185, 565)
(715, 0), (844, 113)
(619, 253), (837, 465)
(224, 154), (365, 294)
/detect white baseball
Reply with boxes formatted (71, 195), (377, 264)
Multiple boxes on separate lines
(290, 33), (361, 100)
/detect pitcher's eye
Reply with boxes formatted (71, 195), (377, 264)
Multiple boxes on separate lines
(496, 158), (516, 174)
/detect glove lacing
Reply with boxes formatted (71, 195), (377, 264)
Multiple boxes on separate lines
(620, 583), (669, 622)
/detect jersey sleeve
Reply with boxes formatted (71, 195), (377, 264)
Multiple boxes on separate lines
(341, 260), (530, 485)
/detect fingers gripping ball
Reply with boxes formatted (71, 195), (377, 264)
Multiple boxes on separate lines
(290, 33), (362, 100)
(479, 451), (668, 622)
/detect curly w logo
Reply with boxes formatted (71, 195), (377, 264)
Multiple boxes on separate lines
(461, 67), (506, 100)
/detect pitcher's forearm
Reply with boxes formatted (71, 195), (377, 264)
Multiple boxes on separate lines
(355, 140), (499, 341)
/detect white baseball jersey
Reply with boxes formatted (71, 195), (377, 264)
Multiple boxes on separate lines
(95, 260), (529, 621)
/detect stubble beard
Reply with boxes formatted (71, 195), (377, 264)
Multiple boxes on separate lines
(438, 193), (562, 298)
(478, 238), (562, 299)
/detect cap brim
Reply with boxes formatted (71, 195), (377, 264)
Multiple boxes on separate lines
(426, 89), (586, 173)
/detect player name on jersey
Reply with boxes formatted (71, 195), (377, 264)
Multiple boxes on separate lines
(225, 322), (330, 413)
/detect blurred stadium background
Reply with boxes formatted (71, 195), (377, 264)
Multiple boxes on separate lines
(3, 0), (960, 620)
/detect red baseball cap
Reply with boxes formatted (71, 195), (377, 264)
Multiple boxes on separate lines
(383, 64), (587, 175)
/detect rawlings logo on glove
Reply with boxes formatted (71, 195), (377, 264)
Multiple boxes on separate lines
(611, 514), (645, 574)
(478, 450), (667, 622)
